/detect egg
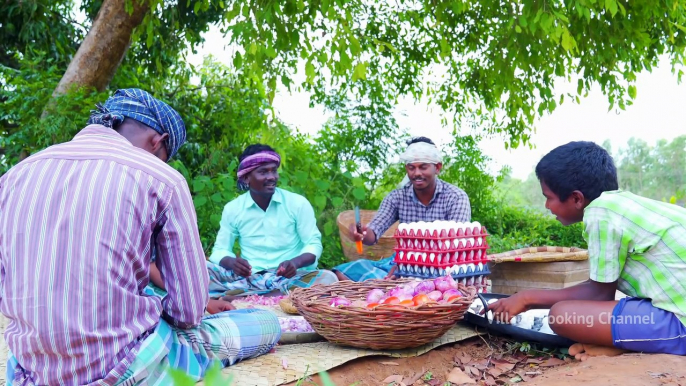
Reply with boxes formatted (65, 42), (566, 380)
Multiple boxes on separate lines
(466, 263), (475, 274)
(416, 220), (426, 232)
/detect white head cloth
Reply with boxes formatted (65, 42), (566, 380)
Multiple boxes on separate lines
(397, 142), (443, 188)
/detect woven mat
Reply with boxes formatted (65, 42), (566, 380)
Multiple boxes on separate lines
(203, 323), (479, 386)
(0, 316), (477, 386)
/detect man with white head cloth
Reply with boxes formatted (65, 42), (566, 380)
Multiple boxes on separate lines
(332, 137), (472, 282)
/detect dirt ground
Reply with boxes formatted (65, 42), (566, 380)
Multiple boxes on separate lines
(288, 336), (686, 386)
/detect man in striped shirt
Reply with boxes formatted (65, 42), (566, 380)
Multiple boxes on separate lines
(0, 89), (280, 385)
(489, 141), (686, 360)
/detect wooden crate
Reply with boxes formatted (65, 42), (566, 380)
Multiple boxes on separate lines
(488, 260), (590, 295)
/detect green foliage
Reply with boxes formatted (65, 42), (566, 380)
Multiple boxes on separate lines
(484, 205), (586, 254)
(221, 0), (686, 148)
(611, 136), (686, 203)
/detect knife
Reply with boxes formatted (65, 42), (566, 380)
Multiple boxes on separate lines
(355, 206), (364, 254)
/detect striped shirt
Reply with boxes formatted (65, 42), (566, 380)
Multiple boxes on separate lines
(584, 190), (686, 326)
(368, 178), (471, 243)
(0, 125), (210, 385)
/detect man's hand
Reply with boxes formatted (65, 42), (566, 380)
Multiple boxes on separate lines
(485, 292), (530, 323)
(276, 260), (297, 278)
(222, 256), (252, 277)
(206, 299), (235, 314)
(348, 223), (368, 242)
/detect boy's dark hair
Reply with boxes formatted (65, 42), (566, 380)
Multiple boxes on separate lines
(239, 144), (276, 162)
(535, 141), (618, 202)
(406, 136), (435, 146)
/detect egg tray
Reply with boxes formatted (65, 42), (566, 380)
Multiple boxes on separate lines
(394, 252), (489, 267)
(393, 226), (489, 240)
(396, 264), (491, 279)
(393, 241), (489, 254)
(395, 259), (490, 272)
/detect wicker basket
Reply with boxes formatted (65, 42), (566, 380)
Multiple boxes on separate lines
(289, 278), (477, 350)
(488, 246), (588, 263)
(337, 210), (399, 262)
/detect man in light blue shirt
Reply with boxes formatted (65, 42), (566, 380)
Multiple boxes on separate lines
(206, 144), (338, 298)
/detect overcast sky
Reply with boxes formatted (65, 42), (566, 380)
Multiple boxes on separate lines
(190, 26), (686, 180)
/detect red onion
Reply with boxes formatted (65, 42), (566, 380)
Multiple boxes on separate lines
(329, 297), (352, 307)
(279, 317), (315, 333)
(366, 289), (385, 304)
(413, 280), (436, 295)
(427, 290), (443, 302)
(442, 289), (462, 301)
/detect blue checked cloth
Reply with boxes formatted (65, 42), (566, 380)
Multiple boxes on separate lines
(6, 309), (281, 385)
(88, 88), (186, 159)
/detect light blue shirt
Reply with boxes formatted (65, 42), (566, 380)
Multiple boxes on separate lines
(208, 188), (323, 272)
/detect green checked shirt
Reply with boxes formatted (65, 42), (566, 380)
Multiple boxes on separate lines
(584, 190), (686, 326)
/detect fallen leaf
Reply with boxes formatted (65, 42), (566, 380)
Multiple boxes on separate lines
(427, 379), (443, 386)
(380, 362), (400, 366)
(484, 375), (497, 386)
(403, 369), (425, 385)
(282, 358), (288, 370)
(488, 368), (503, 378)
(540, 358), (566, 367)
(464, 366), (480, 377)
(509, 375), (523, 383)
(447, 368), (476, 384)
(495, 362), (515, 372)
(454, 355), (462, 365)
(476, 358), (490, 366)
(382, 375), (404, 384)
(458, 353), (473, 364)
(473, 364), (489, 371)
(526, 358), (543, 364)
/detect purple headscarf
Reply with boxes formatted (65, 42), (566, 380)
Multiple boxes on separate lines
(237, 151), (281, 191)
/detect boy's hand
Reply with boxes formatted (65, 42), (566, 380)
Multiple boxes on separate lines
(206, 299), (235, 314)
(276, 260), (297, 278)
(485, 293), (530, 323)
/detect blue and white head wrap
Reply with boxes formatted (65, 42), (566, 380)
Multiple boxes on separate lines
(88, 88), (186, 160)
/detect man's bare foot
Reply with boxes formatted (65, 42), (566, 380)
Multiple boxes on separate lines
(568, 343), (628, 361)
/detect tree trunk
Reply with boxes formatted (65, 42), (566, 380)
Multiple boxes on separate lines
(52, 0), (150, 96)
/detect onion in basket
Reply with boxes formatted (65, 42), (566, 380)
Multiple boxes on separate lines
(413, 280), (436, 295)
(329, 297), (352, 307)
(433, 276), (455, 292)
(427, 290), (443, 302)
(441, 289), (462, 301)
(366, 289), (385, 304)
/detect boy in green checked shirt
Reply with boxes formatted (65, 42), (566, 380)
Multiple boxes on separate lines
(489, 141), (686, 360)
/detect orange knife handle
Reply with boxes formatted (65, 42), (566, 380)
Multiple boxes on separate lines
(355, 240), (363, 254)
